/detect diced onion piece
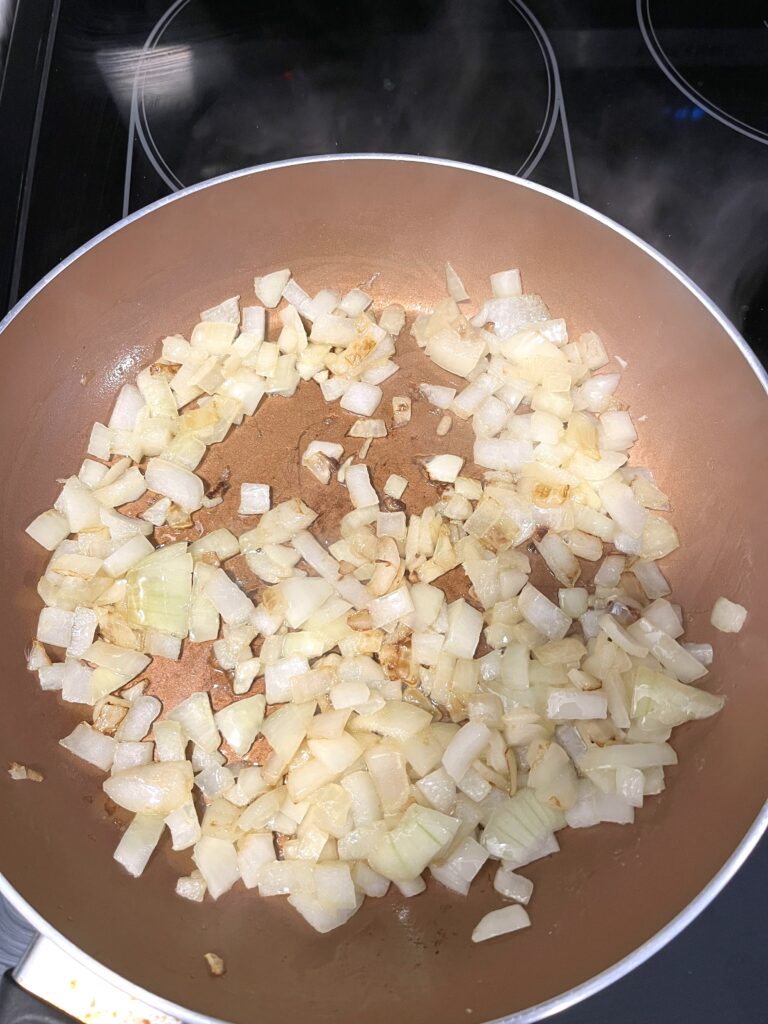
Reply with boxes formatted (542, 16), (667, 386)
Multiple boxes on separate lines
(109, 384), (145, 430)
(204, 568), (253, 626)
(445, 262), (469, 302)
(353, 701), (432, 741)
(306, 440), (345, 461)
(37, 607), (74, 648)
(535, 532), (580, 587)
(631, 665), (724, 725)
(116, 696), (162, 742)
(443, 599), (483, 659)
(26, 509), (71, 550)
(340, 382), (383, 417)
(125, 543), (193, 639)
(237, 833), (276, 888)
(280, 577), (334, 628)
(265, 656), (311, 704)
(88, 422), (112, 461)
(379, 304), (406, 336)
(490, 268), (522, 298)
(340, 287), (372, 316)
(362, 361), (399, 386)
(214, 695), (266, 756)
(254, 268), (290, 308)
(104, 760), (193, 814)
(200, 295), (239, 323)
(579, 743), (677, 771)
(111, 741), (153, 772)
(345, 464), (379, 509)
(168, 693), (220, 752)
(193, 836), (241, 898)
(330, 679), (370, 710)
(239, 483), (271, 515)
(546, 689), (607, 721)
(558, 587), (588, 619)
(683, 642), (713, 666)
(141, 497), (171, 527)
(474, 438), (533, 473)
(114, 814), (164, 877)
(368, 586), (414, 629)
(176, 872), (207, 902)
(426, 327), (486, 379)
(442, 721), (490, 782)
(431, 836), (488, 895)
(60, 723), (116, 770)
(291, 531), (340, 581)
(518, 584), (570, 641)
(145, 631), (182, 660)
(493, 866), (533, 904)
(368, 803), (459, 881)
(145, 458), (203, 513)
(27, 641), (51, 673)
(419, 383), (456, 409)
(383, 474), (407, 500)
(423, 454), (464, 484)
(153, 721), (186, 762)
(102, 534), (154, 578)
(710, 596), (747, 634)
(599, 478), (646, 539)
(83, 640), (150, 681)
(631, 558), (670, 599)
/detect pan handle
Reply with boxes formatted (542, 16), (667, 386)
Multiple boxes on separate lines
(0, 970), (80, 1024)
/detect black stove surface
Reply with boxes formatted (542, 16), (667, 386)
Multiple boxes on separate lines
(0, 1), (765, 1020)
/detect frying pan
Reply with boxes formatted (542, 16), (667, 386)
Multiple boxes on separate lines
(0, 156), (766, 1024)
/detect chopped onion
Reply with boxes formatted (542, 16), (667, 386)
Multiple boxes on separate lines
(424, 454), (464, 484)
(493, 866), (533, 904)
(546, 689), (608, 721)
(176, 872), (207, 902)
(474, 438), (533, 473)
(340, 381), (383, 417)
(368, 586), (414, 629)
(116, 695), (161, 742)
(114, 814), (164, 877)
(419, 383), (456, 409)
(214, 695), (266, 756)
(490, 269), (522, 298)
(60, 723), (116, 770)
(254, 268), (290, 308)
(237, 832), (276, 888)
(145, 458), (203, 513)
(518, 584), (570, 641)
(445, 262), (469, 302)
(193, 836), (241, 899)
(239, 483), (271, 515)
(345, 464), (379, 509)
(26, 509), (71, 551)
(710, 596), (747, 634)
(104, 760), (193, 814)
(24, 261), (733, 941)
(37, 607), (74, 648)
(472, 904), (530, 942)
(204, 568), (253, 626)
(168, 693), (220, 752)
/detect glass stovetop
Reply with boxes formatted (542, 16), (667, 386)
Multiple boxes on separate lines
(0, 1), (765, 1022)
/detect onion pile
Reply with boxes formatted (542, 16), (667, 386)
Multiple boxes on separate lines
(24, 263), (746, 942)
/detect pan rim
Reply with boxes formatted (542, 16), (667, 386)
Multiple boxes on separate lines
(1, 152), (766, 1024)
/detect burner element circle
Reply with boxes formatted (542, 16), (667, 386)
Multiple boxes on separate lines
(638, 0), (768, 145)
(135, 0), (558, 190)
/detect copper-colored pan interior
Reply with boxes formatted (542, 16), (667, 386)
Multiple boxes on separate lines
(0, 159), (766, 1024)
